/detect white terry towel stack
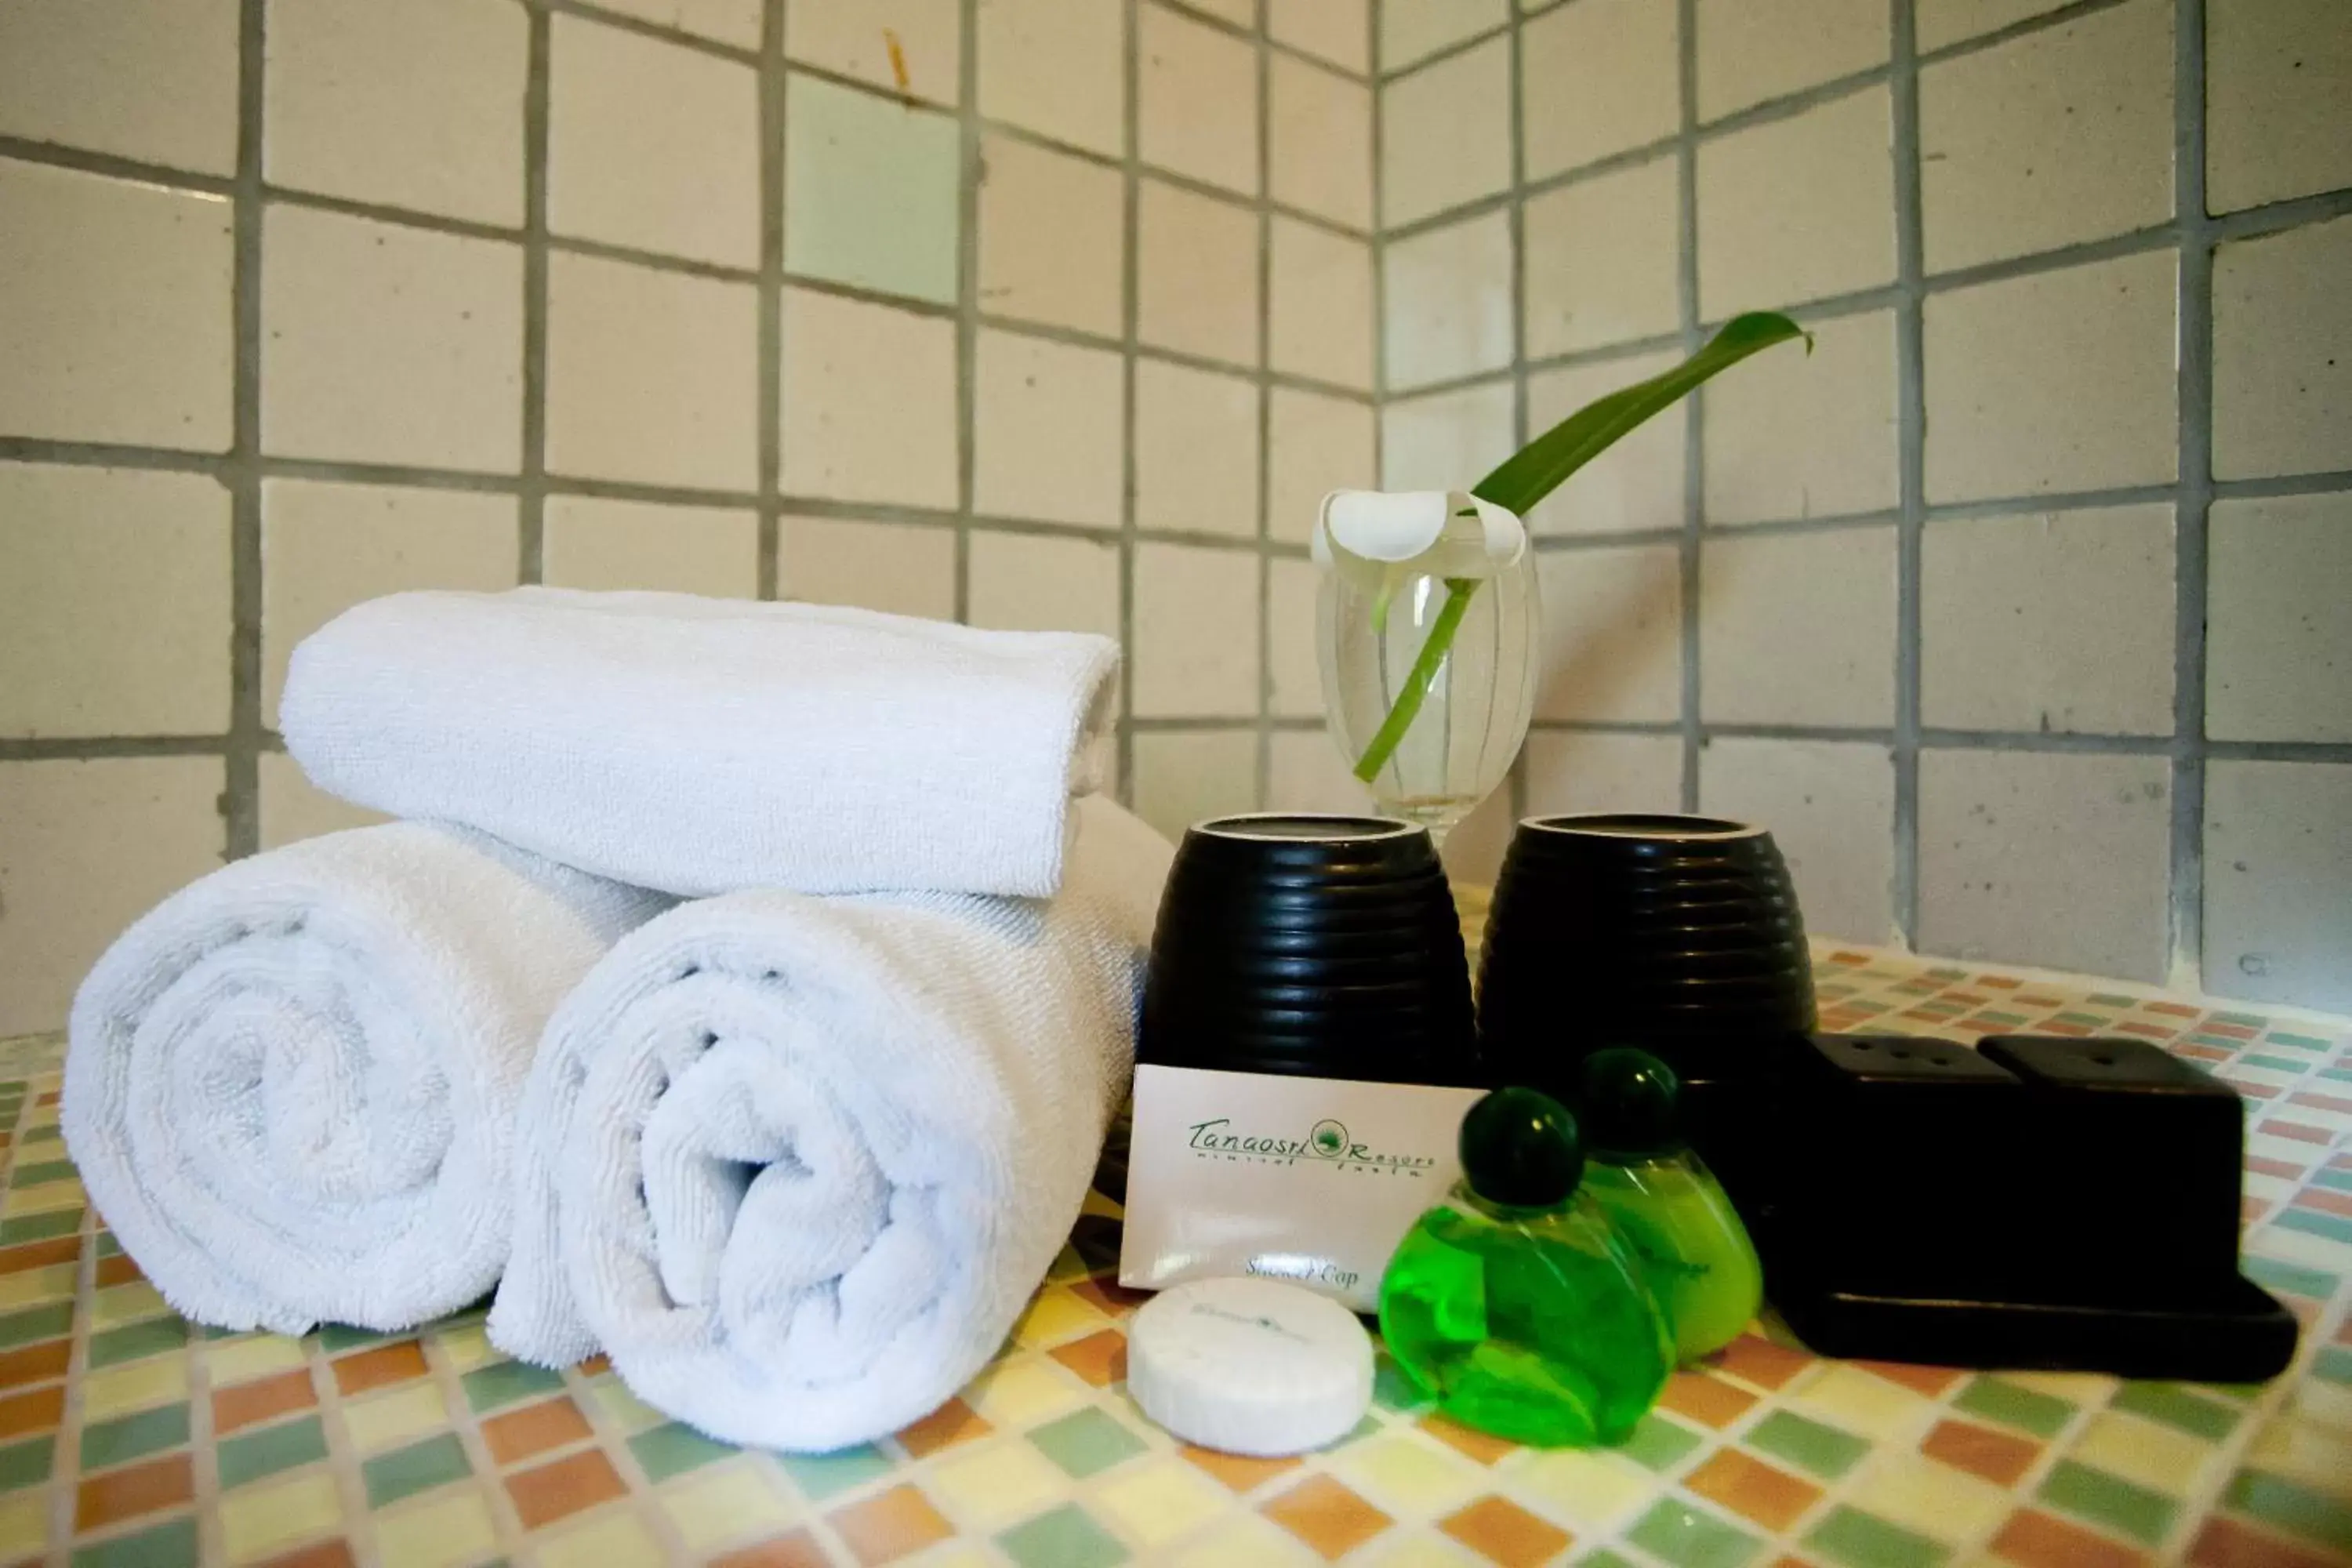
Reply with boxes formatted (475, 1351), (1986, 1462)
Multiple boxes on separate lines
(63, 823), (670, 1335)
(281, 588), (1122, 898)
(488, 796), (1173, 1452)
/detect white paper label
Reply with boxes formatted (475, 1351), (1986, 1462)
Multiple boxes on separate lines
(1118, 1063), (1485, 1312)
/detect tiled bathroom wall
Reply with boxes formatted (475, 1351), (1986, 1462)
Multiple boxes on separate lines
(0, 0), (1378, 1033)
(1374, 0), (2352, 1007)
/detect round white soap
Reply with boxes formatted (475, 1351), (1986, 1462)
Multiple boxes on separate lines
(1127, 1277), (1374, 1457)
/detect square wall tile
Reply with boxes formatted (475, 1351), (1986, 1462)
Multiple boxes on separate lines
(1923, 249), (2178, 503)
(1270, 218), (1375, 390)
(1700, 737), (1896, 942)
(1698, 85), (1894, 318)
(1381, 34), (1509, 227)
(782, 517), (955, 620)
(786, 74), (961, 305)
(2212, 215), (2352, 482)
(592, 0), (760, 49)
(2204, 761), (2352, 1011)
(1138, 180), (1260, 367)
(975, 330), (1125, 526)
(978, 0), (1124, 159)
(1696, 0), (1885, 122)
(260, 481), (518, 724)
(1527, 350), (1683, 536)
(1268, 730), (1376, 815)
(978, 134), (1124, 339)
(0, 0), (237, 175)
(0, 160), (231, 449)
(1920, 0), (2172, 274)
(551, 16), (758, 270)
(0, 464), (230, 739)
(1272, 0), (1370, 75)
(1136, 361), (1259, 537)
(1140, 2), (1260, 194)
(1700, 527), (1896, 726)
(259, 753), (388, 851)
(1922, 505), (2176, 736)
(1269, 558), (1322, 717)
(2207, 492), (2352, 742)
(1384, 210), (1514, 392)
(1524, 730), (1684, 814)
(266, 0), (524, 226)
(261, 205), (522, 474)
(1134, 730), (1259, 840)
(1271, 56), (1373, 230)
(788, 0), (961, 107)
(1523, 156), (1681, 358)
(2207, 0), (2352, 212)
(1918, 748), (2172, 981)
(546, 252), (758, 492)
(1133, 543), (1261, 717)
(968, 531), (1121, 637)
(1381, 381), (1515, 492)
(0, 759), (224, 1036)
(1916, 0), (2070, 52)
(1705, 309), (1896, 527)
(779, 289), (960, 510)
(1381, 0), (1508, 74)
(1534, 544), (1683, 723)
(1522, 0), (1679, 180)
(540, 496), (759, 598)
(1270, 389), (1376, 545)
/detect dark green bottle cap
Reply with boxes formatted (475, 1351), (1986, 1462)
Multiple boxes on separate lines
(1459, 1087), (1584, 1208)
(1576, 1047), (1686, 1158)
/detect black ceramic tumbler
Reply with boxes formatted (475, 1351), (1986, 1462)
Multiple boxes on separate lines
(1138, 814), (1477, 1086)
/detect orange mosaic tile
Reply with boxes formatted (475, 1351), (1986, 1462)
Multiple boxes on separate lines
(1921, 1417), (2040, 1486)
(94, 1253), (143, 1288)
(1047, 1328), (1127, 1388)
(1263, 1473), (1395, 1561)
(1683, 1449), (1822, 1533)
(712, 1534), (833, 1568)
(34, 1091), (57, 1106)
(1991, 1507), (2147, 1568)
(482, 1397), (593, 1467)
(1421, 1412), (1517, 1465)
(578, 1354), (612, 1376)
(892, 1396), (992, 1459)
(1069, 1276), (1149, 1318)
(1439, 1494), (1573, 1567)
(826, 1483), (954, 1566)
(2248, 1156), (2310, 1180)
(74, 1451), (194, 1529)
(1857, 1359), (1962, 1398)
(329, 1340), (428, 1397)
(0, 1236), (78, 1275)
(1711, 1335), (1813, 1391)
(2143, 1000), (2199, 1018)
(1181, 1443), (1302, 1493)
(1657, 1370), (1758, 1428)
(505, 1447), (626, 1530)
(2189, 1515), (2343, 1568)
(213, 1368), (318, 1436)
(0, 1384), (64, 1439)
(0, 1338), (72, 1388)
(258, 1540), (357, 1568)
(2260, 1120), (2330, 1144)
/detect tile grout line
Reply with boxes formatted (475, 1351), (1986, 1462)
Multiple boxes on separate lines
(953, 0), (982, 623)
(223, 0), (267, 862)
(1116, 0), (1142, 809)
(1504, 0), (1531, 828)
(1675, 0), (1704, 815)
(2169, 0), (2214, 991)
(755, 0), (788, 601)
(1889, 0), (1927, 949)
(518, 8), (551, 590)
(1254, 0), (1275, 811)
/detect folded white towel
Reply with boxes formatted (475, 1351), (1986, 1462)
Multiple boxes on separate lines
(281, 587), (1121, 899)
(63, 823), (669, 1335)
(488, 796), (1172, 1451)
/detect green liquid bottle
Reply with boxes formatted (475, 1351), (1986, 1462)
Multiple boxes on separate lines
(1573, 1049), (1764, 1364)
(1378, 1087), (1672, 1446)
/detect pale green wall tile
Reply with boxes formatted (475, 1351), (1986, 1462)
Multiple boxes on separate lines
(784, 73), (960, 304)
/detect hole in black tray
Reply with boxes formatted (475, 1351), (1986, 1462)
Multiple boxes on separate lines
(1889, 1048), (1911, 1060)
(1851, 1041), (1873, 1051)
(2092, 1054), (2117, 1065)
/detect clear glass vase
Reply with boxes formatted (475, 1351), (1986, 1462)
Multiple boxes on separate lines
(1316, 492), (1541, 844)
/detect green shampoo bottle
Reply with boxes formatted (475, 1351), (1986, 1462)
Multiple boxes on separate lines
(1378, 1087), (1673, 1446)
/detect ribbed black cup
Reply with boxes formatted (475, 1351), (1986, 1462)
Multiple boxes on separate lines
(1139, 814), (1476, 1084)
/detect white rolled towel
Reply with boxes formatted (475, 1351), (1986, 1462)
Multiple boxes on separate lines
(281, 587), (1121, 899)
(488, 797), (1172, 1451)
(63, 822), (669, 1335)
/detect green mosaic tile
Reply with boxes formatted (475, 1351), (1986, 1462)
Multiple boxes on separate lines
(2086, 993), (2138, 1007)
(364, 1432), (472, 1508)
(20, 1125), (60, 1144)
(0, 1435), (54, 1493)
(461, 1358), (564, 1414)
(630, 1421), (735, 1483)
(2267, 1032), (2330, 1051)
(1618, 1413), (1704, 1472)
(2245, 1255), (2339, 1300)
(1744, 1410), (1869, 1480)
(0, 1301), (74, 1349)
(71, 1515), (199, 1568)
(2039, 1458), (2176, 1545)
(1028, 1407), (1149, 1480)
(1578, 1552), (1639, 1568)
(777, 1443), (892, 1501)
(2273, 1209), (2352, 1245)
(87, 1315), (188, 1368)
(80, 1403), (191, 1470)
(782, 74), (960, 304)
(2107, 1383), (2241, 1442)
(1805, 1506), (1948, 1568)
(2241, 1054), (2313, 1074)
(1373, 1352), (1432, 1412)
(2312, 1347), (2352, 1386)
(999, 1503), (1128, 1568)
(1971, 1010), (2029, 1026)
(1955, 1376), (2074, 1438)
(1627, 1497), (1760, 1568)
(2226, 1469), (2352, 1555)
(318, 1323), (400, 1354)
(6, 1159), (74, 1185)
(2212, 1012), (2267, 1027)
(0, 1210), (79, 1245)
(95, 1231), (122, 1257)
(218, 1414), (328, 1489)
(2314, 1167), (2352, 1193)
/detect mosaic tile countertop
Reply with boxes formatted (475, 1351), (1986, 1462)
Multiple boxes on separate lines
(2, 947), (2349, 1568)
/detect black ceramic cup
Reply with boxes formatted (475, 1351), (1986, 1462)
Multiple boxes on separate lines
(1138, 814), (1477, 1084)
